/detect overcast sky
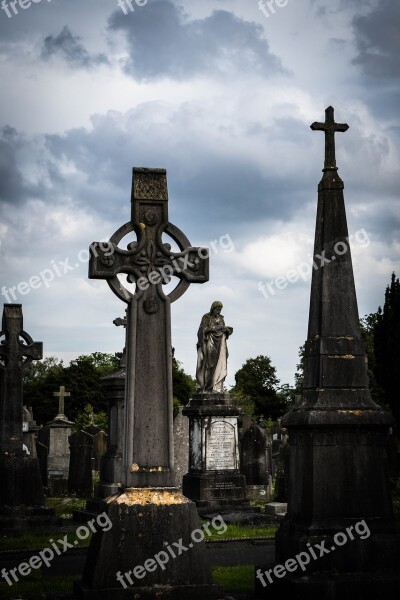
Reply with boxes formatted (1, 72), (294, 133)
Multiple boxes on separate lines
(0, 0), (399, 391)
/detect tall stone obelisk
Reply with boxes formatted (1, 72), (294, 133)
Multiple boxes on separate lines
(256, 107), (400, 598)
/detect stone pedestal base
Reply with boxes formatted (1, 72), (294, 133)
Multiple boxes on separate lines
(0, 454), (60, 532)
(256, 522), (400, 599)
(74, 487), (222, 599)
(264, 502), (287, 517)
(182, 471), (248, 512)
(0, 454), (44, 506)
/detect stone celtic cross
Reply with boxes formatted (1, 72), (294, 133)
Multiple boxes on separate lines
(53, 385), (70, 420)
(311, 105), (349, 170)
(0, 304), (43, 454)
(89, 168), (209, 487)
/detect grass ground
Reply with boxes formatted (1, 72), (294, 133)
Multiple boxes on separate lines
(1, 486), (398, 599)
(0, 569), (255, 599)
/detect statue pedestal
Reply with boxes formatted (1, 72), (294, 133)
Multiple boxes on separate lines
(182, 393), (248, 513)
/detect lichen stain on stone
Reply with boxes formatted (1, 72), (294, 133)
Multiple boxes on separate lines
(116, 489), (189, 506)
(131, 465), (167, 473)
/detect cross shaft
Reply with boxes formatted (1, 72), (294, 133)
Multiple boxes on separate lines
(88, 168), (209, 487)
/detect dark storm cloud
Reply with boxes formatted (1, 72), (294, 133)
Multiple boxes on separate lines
(0, 127), (26, 204)
(352, 0), (400, 79)
(41, 26), (109, 69)
(40, 106), (309, 238)
(108, 0), (284, 80)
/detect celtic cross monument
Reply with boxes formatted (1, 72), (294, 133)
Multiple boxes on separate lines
(75, 168), (220, 599)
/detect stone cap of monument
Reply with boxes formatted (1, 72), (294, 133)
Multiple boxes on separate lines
(183, 392), (242, 417)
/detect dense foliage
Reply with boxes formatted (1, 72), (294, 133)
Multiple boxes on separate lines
(231, 355), (291, 419)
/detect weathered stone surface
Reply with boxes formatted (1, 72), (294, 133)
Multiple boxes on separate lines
(256, 107), (400, 598)
(74, 489), (222, 599)
(196, 301), (233, 393)
(89, 168), (209, 488)
(0, 305), (45, 508)
(0, 305), (58, 530)
(240, 421), (269, 485)
(68, 430), (93, 497)
(183, 392), (248, 511)
(79, 167), (215, 596)
(47, 417), (73, 479)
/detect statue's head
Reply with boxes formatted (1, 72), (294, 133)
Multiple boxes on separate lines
(210, 300), (223, 315)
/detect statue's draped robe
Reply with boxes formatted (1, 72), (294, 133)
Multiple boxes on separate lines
(196, 313), (228, 392)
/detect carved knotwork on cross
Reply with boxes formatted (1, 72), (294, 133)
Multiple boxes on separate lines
(89, 168), (208, 310)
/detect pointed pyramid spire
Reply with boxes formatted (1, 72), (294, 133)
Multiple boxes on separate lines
(293, 107), (382, 413)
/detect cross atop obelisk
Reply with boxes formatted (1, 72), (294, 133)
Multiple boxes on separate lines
(311, 106), (349, 170)
(53, 385), (70, 420)
(89, 167), (209, 487)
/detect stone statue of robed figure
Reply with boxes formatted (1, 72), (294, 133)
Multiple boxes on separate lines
(196, 301), (233, 393)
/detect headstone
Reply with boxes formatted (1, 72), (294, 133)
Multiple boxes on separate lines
(74, 167), (220, 599)
(256, 107), (400, 597)
(274, 434), (289, 503)
(182, 301), (248, 512)
(95, 318), (127, 498)
(74, 325), (126, 522)
(240, 419), (272, 500)
(68, 430), (93, 498)
(93, 429), (107, 472)
(37, 427), (49, 487)
(0, 304), (58, 531)
(46, 386), (74, 485)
